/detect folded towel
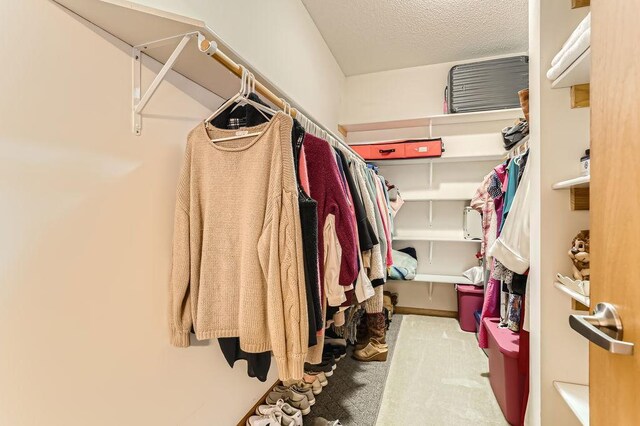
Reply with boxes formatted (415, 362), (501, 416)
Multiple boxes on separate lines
(551, 12), (591, 67)
(547, 27), (590, 81)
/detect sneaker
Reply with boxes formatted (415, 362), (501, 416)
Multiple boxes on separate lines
(321, 354), (337, 370)
(266, 389), (310, 416)
(312, 417), (343, 426)
(246, 411), (282, 426)
(304, 371), (328, 387)
(353, 338), (388, 362)
(274, 384), (315, 406)
(305, 361), (334, 377)
(300, 375), (323, 395)
(256, 399), (302, 426)
(323, 344), (347, 361)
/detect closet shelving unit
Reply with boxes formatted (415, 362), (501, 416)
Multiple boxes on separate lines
(545, 2), (591, 424)
(553, 282), (590, 307)
(340, 108), (522, 299)
(552, 175), (590, 189)
(553, 381), (590, 426)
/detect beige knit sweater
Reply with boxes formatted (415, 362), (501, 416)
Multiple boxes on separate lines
(169, 112), (308, 381)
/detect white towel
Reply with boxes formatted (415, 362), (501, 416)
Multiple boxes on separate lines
(546, 27), (590, 81)
(551, 13), (591, 67)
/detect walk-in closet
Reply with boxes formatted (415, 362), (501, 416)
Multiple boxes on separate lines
(3, 0), (639, 425)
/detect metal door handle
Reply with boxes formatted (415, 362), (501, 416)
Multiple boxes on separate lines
(569, 302), (634, 355)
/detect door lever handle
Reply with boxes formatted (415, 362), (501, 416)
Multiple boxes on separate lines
(569, 302), (634, 355)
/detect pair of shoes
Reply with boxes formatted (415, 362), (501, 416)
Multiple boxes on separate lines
(323, 344), (347, 361)
(246, 412), (282, 425)
(274, 383), (315, 406)
(296, 375), (322, 395)
(266, 387), (311, 416)
(251, 399), (303, 426)
(312, 417), (342, 426)
(304, 371), (328, 387)
(283, 377), (321, 396)
(304, 361), (334, 377)
(353, 338), (388, 362)
(321, 353), (337, 368)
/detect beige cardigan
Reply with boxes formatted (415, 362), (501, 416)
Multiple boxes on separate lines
(169, 112), (308, 381)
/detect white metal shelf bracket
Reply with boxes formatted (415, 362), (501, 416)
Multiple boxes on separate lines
(428, 282), (434, 300)
(429, 241), (434, 264)
(132, 31), (217, 135)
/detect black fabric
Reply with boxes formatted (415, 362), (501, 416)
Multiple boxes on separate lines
(371, 278), (385, 287)
(511, 273), (528, 296)
(335, 149), (377, 250)
(210, 92), (272, 129)
(218, 338), (271, 382)
(292, 119), (323, 340)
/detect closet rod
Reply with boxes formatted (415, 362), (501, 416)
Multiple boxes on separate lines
(198, 37), (365, 162)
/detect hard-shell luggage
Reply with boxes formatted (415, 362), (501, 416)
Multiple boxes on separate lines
(446, 56), (529, 113)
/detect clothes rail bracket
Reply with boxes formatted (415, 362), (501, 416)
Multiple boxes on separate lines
(132, 31), (217, 135)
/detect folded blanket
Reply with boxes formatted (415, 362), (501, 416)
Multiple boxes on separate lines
(547, 27), (590, 81)
(551, 12), (591, 67)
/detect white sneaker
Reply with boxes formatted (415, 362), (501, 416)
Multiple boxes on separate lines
(256, 399), (302, 426)
(246, 411), (282, 426)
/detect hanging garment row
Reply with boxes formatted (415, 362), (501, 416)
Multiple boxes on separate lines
(168, 69), (397, 389)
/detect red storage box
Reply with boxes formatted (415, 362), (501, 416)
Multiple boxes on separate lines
(456, 284), (484, 332)
(351, 138), (443, 161)
(483, 317), (525, 425)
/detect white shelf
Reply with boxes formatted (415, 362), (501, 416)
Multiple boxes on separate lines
(553, 175), (590, 189)
(554, 282), (590, 307)
(552, 47), (591, 89)
(340, 108), (523, 133)
(554, 381), (589, 426)
(370, 154), (504, 166)
(393, 230), (480, 243)
(402, 184), (479, 201)
(390, 273), (473, 285)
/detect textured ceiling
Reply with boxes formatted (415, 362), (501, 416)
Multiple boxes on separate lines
(301, 0), (528, 76)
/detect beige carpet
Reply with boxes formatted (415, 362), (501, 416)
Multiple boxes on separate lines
(376, 315), (508, 426)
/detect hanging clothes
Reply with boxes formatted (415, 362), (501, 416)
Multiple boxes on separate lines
(169, 112), (308, 381)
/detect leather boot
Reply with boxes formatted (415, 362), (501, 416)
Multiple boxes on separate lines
(355, 313), (369, 350)
(353, 313), (389, 362)
(367, 312), (387, 344)
(518, 88), (529, 123)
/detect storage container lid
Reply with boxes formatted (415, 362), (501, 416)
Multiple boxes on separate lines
(456, 284), (484, 295)
(483, 317), (520, 358)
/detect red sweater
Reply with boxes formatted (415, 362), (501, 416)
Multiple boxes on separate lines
(303, 134), (358, 290)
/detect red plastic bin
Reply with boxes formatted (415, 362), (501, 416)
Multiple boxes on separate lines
(456, 284), (484, 332)
(483, 317), (525, 425)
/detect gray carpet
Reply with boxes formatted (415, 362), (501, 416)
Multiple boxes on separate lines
(376, 315), (508, 426)
(304, 315), (403, 426)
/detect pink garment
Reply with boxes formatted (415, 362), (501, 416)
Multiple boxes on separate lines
(299, 145), (311, 195)
(478, 271), (502, 348)
(373, 174), (393, 266)
(471, 172), (496, 258)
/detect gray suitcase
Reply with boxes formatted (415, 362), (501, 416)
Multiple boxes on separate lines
(446, 56), (529, 113)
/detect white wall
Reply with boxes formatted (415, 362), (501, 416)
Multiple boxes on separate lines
(528, 1), (590, 425)
(0, 1), (343, 424)
(131, 0), (346, 131)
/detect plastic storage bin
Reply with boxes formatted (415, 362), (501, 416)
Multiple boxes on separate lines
(456, 284), (484, 332)
(483, 317), (525, 425)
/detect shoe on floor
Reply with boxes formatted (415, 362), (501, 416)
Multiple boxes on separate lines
(311, 417), (342, 426)
(353, 338), (388, 362)
(300, 375), (323, 395)
(305, 362), (334, 377)
(304, 371), (328, 387)
(256, 399), (302, 426)
(266, 389), (310, 416)
(323, 344), (347, 361)
(273, 384), (315, 407)
(246, 411), (282, 426)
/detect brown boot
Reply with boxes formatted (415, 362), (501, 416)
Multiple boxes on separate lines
(367, 312), (387, 344)
(355, 313), (369, 350)
(518, 88), (529, 123)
